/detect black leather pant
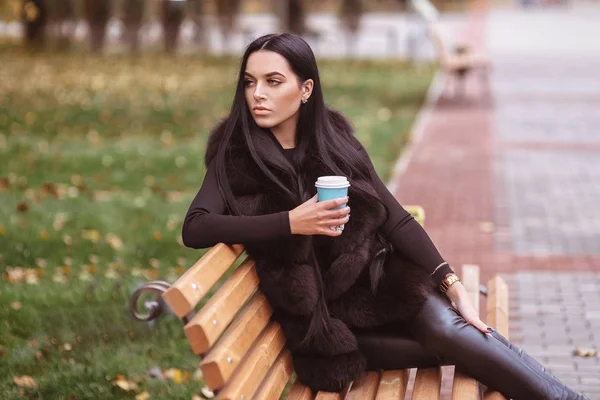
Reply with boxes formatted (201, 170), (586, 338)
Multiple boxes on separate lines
(354, 292), (590, 400)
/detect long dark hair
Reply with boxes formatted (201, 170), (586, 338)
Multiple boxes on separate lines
(207, 33), (391, 345)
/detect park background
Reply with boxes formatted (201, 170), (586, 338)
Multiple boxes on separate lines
(2, 0), (600, 399)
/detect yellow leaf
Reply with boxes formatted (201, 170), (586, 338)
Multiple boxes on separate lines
(164, 368), (182, 384)
(136, 391), (151, 400)
(152, 231), (162, 241)
(82, 230), (101, 243)
(0, 225), (5, 235)
(39, 230), (49, 240)
(13, 375), (37, 388)
(114, 378), (138, 392)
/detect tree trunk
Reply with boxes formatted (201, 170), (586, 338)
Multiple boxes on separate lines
(48, 0), (75, 50)
(188, 0), (206, 52)
(340, 0), (364, 56)
(22, 0), (48, 49)
(82, 0), (111, 53)
(215, 0), (241, 53)
(123, 0), (145, 53)
(160, 0), (185, 54)
(276, 0), (306, 35)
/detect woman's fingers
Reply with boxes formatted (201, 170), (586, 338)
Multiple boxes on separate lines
(460, 304), (493, 334)
(321, 215), (350, 227)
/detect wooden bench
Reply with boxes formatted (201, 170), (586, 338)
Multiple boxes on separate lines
(427, 22), (491, 99)
(130, 206), (509, 399)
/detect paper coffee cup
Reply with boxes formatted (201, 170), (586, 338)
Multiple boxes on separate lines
(315, 176), (350, 232)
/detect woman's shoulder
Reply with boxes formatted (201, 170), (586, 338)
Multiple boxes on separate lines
(205, 115), (232, 168)
(326, 107), (364, 152)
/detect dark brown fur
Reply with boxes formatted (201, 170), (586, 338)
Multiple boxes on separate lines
(205, 109), (436, 392)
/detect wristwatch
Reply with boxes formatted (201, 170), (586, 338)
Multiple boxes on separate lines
(438, 273), (460, 294)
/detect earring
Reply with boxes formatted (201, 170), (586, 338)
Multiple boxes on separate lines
(301, 98), (308, 104)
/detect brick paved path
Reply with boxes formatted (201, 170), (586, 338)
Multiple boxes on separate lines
(390, 3), (600, 399)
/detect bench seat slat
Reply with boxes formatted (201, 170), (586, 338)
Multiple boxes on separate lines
(216, 322), (286, 400)
(163, 243), (244, 318)
(199, 291), (272, 389)
(314, 392), (343, 400)
(375, 370), (409, 399)
(347, 371), (379, 399)
(287, 380), (314, 400)
(412, 367), (441, 400)
(253, 349), (294, 400)
(184, 257), (258, 355)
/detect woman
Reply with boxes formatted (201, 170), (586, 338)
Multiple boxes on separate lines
(182, 33), (588, 400)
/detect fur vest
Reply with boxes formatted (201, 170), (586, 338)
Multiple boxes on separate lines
(205, 110), (436, 392)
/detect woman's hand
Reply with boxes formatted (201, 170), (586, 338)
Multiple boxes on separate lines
(445, 281), (493, 334)
(289, 194), (350, 237)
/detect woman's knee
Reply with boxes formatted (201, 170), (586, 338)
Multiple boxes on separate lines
(411, 293), (465, 350)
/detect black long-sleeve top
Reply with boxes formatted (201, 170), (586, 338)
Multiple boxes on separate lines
(182, 145), (454, 286)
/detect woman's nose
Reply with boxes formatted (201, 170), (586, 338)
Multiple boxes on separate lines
(253, 85), (266, 102)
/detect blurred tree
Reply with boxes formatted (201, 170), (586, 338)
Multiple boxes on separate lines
(47, 0), (76, 50)
(215, 0), (241, 53)
(160, 0), (186, 53)
(123, 0), (145, 53)
(276, 0), (306, 35)
(187, 0), (206, 53)
(339, 0), (364, 56)
(21, 0), (48, 48)
(82, 0), (112, 53)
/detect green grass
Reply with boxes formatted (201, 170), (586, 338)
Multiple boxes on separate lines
(0, 46), (434, 399)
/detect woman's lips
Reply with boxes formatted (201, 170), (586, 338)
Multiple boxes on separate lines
(253, 107), (271, 115)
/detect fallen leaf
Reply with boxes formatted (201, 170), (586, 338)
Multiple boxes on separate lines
(200, 386), (215, 399)
(13, 375), (37, 388)
(136, 392), (151, 400)
(114, 378), (138, 392)
(573, 347), (597, 357)
(152, 231), (162, 241)
(63, 343), (72, 351)
(11, 301), (22, 310)
(16, 201), (29, 213)
(164, 368), (183, 384)
(147, 366), (164, 380)
(106, 233), (123, 250)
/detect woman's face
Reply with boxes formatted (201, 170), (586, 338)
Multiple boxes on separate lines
(244, 50), (312, 129)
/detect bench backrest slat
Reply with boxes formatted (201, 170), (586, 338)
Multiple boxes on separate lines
(199, 291), (272, 389)
(375, 370), (409, 399)
(451, 265), (481, 399)
(216, 322), (286, 400)
(163, 243), (244, 318)
(486, 276), (509, 337)
(182, 256), (258, 355)
(254, 349), (294, 400)
(484, 276), (510, 400)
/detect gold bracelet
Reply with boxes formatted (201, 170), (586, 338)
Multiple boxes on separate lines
(438, 273), (460, 294)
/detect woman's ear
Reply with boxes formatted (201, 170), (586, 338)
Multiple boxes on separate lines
(302, 79), (314, 99)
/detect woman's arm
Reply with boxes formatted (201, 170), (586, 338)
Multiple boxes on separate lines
(182, 160), (292, 249)
(357, 146), (454, 285)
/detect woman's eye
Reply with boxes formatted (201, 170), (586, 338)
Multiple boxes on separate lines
(244, 80), (254, 87)
(268, 80), (281, 85)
